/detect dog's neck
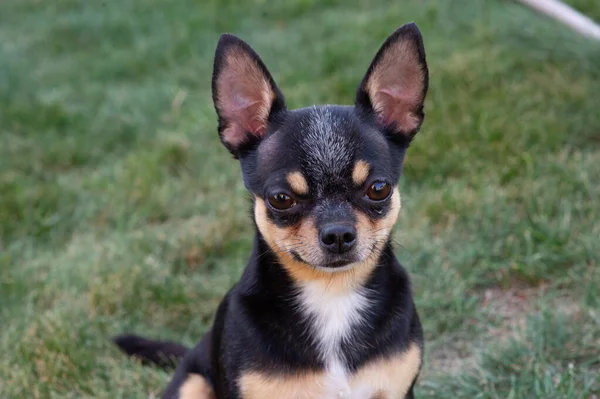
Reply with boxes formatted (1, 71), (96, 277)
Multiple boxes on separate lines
(236, 233), (413, 372)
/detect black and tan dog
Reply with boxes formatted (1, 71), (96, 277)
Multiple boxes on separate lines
(115, 22), (429, 399)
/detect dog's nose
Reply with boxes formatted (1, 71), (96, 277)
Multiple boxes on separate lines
(319, 224), (357, 254)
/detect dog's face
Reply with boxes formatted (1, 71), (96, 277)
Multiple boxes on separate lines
(247, 107), (406, 274)
(212, 24), (428, 279)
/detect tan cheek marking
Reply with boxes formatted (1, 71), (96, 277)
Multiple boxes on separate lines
(355, 187), (401, 251)
(254, 199), (376, 292)
(350, 342), (421, 398)
(254, 198), (295, 254)
(239, 371), (327, 399)
(255, 193), (404, 293)
(179, 373), (216, 399)
(286, 171), (309, 195)
(378, 187), (401, 232)
(352, 160), (371, 186)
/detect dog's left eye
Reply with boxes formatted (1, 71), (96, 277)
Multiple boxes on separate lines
(268, 193), (296, 210)
(365, 181), (391, 201)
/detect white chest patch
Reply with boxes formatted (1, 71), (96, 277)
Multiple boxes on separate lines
(298, 282), (373, 398)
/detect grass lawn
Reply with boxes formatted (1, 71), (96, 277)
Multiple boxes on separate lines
(1, 0), (599, 397)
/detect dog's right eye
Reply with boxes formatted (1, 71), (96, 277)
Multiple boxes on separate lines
(268, 193), (296, 210)
(365, 181), (391, 201)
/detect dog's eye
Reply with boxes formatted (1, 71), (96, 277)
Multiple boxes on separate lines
(268, 193), (296, 210)
(365, 181), (391, 201)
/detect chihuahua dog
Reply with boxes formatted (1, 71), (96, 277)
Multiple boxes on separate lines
(115, 22), (429, 399)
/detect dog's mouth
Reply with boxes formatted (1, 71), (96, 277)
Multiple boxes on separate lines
(323, 259), (353, 269)
(290, 250), (359, 271)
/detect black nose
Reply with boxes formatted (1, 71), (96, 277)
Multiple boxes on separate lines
(319, 224), (357, 254)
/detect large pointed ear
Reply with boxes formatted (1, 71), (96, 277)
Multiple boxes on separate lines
(212, 34), (286, 156)
(355, 23), (428, 144)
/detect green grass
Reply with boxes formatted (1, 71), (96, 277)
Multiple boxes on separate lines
(1, 0), (599, 397)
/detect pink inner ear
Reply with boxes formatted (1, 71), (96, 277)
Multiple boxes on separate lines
(216, 49), (275, 147)
(222, 96), (268, 147)
(366, 40), (426, 134)
(376, 86), (422, 133)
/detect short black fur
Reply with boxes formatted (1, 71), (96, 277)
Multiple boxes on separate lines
(114, 22), (429, 399)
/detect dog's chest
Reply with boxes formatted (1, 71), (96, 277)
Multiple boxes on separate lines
(238, 282), (422, 399)
(299, 282), (371, 398)
(299, 282), (368, 364)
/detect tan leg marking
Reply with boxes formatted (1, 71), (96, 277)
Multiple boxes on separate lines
(239, 371), (331, 399)
(179, 373), (216, 399)
(287, 171), (309, 195)
(350, 342), (422, 398)
(352, 160), (371, 186)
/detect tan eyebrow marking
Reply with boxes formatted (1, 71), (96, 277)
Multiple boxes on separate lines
(352, 160), (371, 186)
(287, 171), (309, 195)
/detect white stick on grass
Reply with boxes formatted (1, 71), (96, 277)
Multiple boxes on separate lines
(517, 0), (600, 41)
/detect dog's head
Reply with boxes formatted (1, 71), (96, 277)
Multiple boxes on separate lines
(212, 24), (428, 282)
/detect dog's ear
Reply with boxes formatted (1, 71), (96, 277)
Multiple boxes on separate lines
(212, 34), (285, 156)
(355, 23), (428, 144)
